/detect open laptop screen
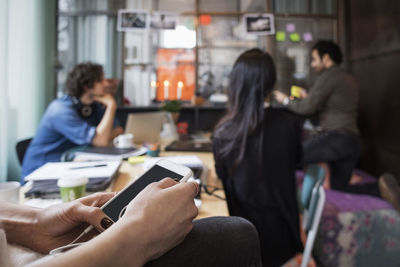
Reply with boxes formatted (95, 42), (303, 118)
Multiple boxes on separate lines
(124, 112), (166, 144)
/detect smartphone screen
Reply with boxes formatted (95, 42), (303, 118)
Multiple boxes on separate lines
(102, 164), (184, 222)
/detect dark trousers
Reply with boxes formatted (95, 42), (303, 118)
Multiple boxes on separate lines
(303, 131), (361, 190)
(302, 131), (381, 197)
(146, 216), (262, 267)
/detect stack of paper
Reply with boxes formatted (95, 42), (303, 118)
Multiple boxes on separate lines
(24, 161), (122, 198)
(25, 160), (122, 181)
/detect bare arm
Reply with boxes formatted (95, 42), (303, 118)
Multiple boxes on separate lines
(29, 179), (199, 267)
(111, 126), (124, 140)
(0, 193), (114, 253)
(91, 94), (118, 147)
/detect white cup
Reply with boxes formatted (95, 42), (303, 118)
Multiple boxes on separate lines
(0, 181), (20, 204)
(58, 174), (89, 202)
(113, 133), (134, 148)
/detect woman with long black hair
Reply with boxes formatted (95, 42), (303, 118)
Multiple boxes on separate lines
(213, 48), (303, 266)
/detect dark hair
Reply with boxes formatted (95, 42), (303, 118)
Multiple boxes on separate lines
(214, 48), (276, 167)
(65, 62), (104, 97)
(312, 40), (343, 64)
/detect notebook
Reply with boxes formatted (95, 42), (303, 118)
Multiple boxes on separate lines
(124, 112), (166, 144)
(25, 160), (122, 181)
(24, 161), (122, 198)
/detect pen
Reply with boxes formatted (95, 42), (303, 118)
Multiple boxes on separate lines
(69, 164), (107, 170)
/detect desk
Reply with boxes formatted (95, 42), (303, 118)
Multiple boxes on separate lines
(111, 151), (229, 219)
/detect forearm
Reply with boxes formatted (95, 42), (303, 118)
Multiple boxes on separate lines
(33, 219), (149, 267)
(288, 76), (332, 115)
(111, 126), (124, 139)
(0, 203), (40, 249)
(92, 102), (117, 146)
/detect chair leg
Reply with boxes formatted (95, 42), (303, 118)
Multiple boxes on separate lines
(301, 188), (325, 267)
(300, 230), (316, 267)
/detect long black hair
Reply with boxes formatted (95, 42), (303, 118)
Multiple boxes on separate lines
(214, 48), (276, 168)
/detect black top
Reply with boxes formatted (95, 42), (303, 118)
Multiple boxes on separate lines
(213, 108), (303, 267)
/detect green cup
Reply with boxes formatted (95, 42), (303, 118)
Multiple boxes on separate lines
(57, 174), (88, 202)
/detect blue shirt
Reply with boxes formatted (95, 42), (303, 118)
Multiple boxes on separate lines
(21, 95), (108, 181)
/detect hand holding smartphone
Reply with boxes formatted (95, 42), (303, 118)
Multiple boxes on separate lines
(101, 159), (193, 222)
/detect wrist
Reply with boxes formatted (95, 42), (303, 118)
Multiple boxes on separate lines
(89, 218), (149, 266)
(0, 204), (40, 249)
(106, 99), (117, 109)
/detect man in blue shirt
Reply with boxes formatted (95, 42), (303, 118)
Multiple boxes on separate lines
(21, 63), (123, 181)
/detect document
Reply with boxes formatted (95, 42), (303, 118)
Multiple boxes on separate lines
(143, 155), (203, 169)
(25, 160), (122, 181)
(24, 161), (122, 198)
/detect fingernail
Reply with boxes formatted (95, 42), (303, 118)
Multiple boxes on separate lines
(173, 178), (180, 182)
(101, 217), (113, 230)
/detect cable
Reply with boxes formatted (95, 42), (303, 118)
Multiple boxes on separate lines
(49, 225), (95, 255)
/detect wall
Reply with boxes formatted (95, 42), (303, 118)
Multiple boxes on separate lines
(344, 0), (400, 180)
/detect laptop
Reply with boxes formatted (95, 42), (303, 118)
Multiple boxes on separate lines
(124, 112), (166, 144)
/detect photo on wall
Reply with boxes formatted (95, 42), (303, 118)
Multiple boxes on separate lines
(243, 13), (275, 35)
(150, 12), (177, 30)
(117, 9), (149, 31)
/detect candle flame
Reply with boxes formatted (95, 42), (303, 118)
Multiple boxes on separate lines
(164, 80), (170, 87)
(150, 81), (156, 87)
(177, 81), (183, 88)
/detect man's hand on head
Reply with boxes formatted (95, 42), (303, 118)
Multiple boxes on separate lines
(93, 94), (116, 108)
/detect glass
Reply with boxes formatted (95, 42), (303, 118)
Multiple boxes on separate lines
(197, 16), (261, 98)
(199, 0), (240, 13)
(149, 16), (196, 102)
(58, 0), (125, 13)
(153, 0), (195, 13)
(272, 17), (336, 94)
(272, 0), (337, 15)
(57, 0), (124, 97)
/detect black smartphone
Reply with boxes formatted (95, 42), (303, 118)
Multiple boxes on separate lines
(101, 159), (192, 222)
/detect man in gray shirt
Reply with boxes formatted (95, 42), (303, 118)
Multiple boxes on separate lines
(275, 40), (361, 191)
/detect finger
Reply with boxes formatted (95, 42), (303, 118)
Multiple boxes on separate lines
(71, 203), (111, 232)
(157, 177), (179, 189)
(184, 182), (200, 198)
(79, 192), (115, 207)
(168, 181), (199, 199)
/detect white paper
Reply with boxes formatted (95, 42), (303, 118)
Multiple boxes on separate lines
(25, 161), (121, 181)
(143, 155), (203, 169)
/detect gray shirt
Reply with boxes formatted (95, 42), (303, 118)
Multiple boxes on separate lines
(287, 65), (360, 136)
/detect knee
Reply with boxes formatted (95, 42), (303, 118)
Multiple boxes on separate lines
(195, 216), (260, 251)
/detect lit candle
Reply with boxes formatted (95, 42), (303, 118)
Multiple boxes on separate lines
(163, 80), (170, 100)
(177, 81), (183, 100)
(150, 80), (156, 100)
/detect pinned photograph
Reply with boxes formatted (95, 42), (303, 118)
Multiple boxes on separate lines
(150, 12), (177, 30)
(244, 13), (275, 35)
(117, 9), (148, 31)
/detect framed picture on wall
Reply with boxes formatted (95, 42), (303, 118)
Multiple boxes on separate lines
(150, 12), (177, 30)
(117, 9), (149, 31)
(244, 13), (275, 35)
